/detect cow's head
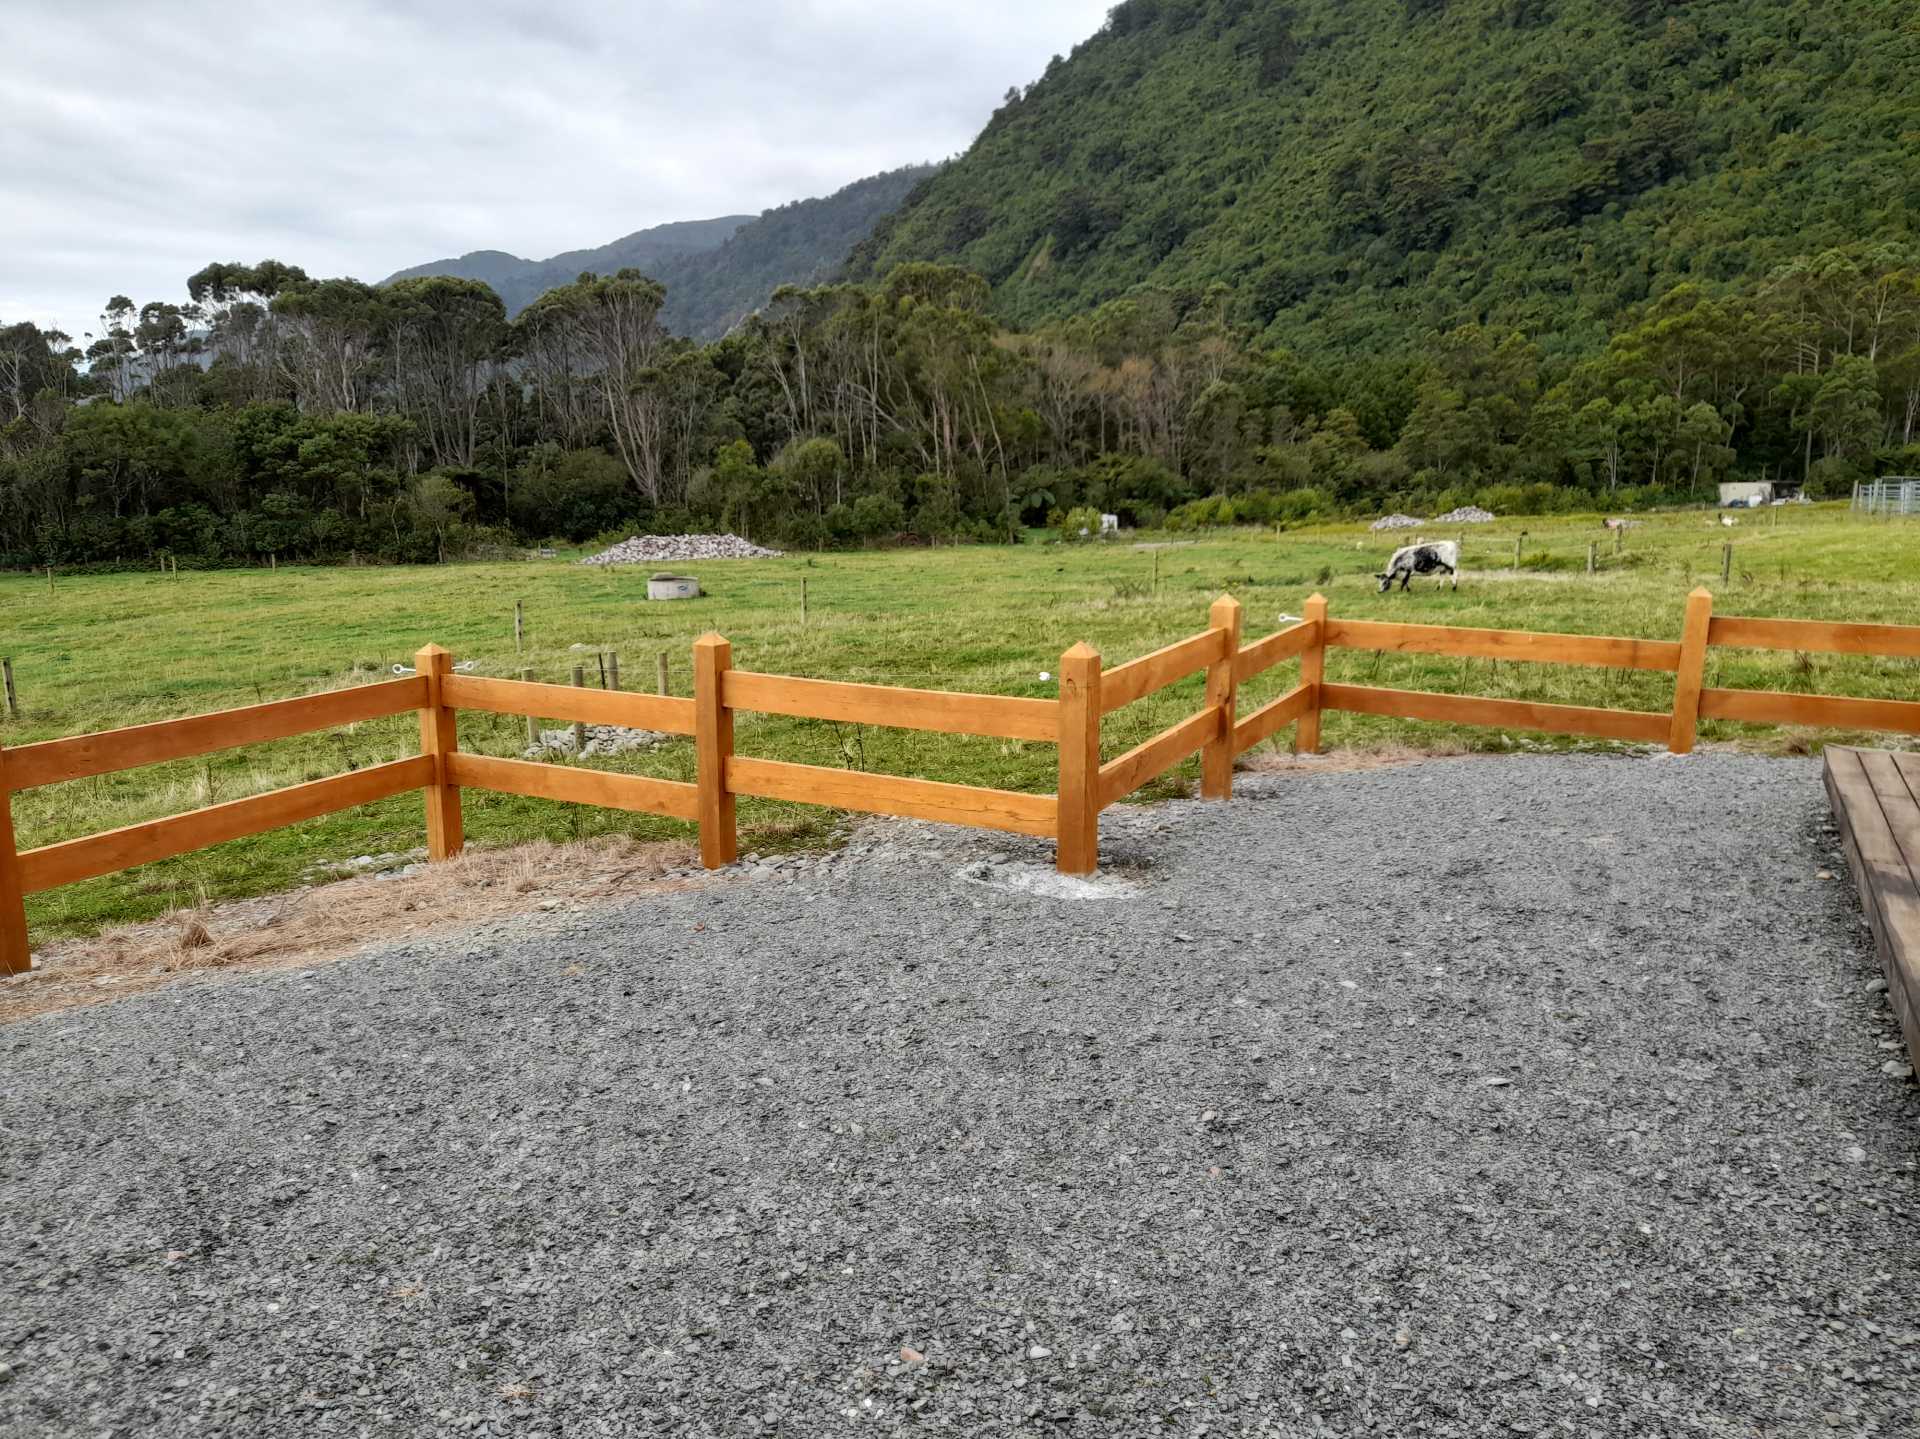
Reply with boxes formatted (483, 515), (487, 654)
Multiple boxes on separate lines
(1375, 570), (1394, 592)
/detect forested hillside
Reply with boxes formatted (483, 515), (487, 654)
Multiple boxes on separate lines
(383, 165), (934, 339)
(648, 166), (939, 339)
(849, 0), (1920, 357)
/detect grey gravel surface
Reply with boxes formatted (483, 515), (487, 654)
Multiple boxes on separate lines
(4, 753), (1919, 1438)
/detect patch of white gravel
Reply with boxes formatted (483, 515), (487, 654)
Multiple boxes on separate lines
(958, 857), (1143, 901)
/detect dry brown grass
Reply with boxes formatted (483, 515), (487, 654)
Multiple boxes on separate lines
(3, 836), (700, 1024)
(1239, 740), (1471, 776)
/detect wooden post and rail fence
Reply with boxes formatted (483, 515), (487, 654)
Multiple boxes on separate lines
(4, 586), (1920, 975)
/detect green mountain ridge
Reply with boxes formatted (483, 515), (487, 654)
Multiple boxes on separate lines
(847, 0), (1920, 356)
(381, 216), (753, 320)
(381, 165), (937, 339)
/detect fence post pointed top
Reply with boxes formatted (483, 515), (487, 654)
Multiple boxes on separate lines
(415, 642), (449, 661)
(1062, 640), (1100, 661)
(1690, 585), (1714, 600)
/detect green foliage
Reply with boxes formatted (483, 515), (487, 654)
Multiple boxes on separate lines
(848, 0), (1920, 360)
(1056, 505), (1105, 540)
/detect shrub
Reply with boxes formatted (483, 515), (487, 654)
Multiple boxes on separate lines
(1056, 505), (1104, 540)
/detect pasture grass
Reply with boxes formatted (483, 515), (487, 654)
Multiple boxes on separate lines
(4, 503), (1916, 939)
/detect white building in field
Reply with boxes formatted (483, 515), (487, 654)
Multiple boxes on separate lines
(1719, 481), (1773, 507)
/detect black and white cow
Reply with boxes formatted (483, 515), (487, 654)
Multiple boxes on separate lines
(1377, 539), (1459, 592)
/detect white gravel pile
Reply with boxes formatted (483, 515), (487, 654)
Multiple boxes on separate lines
(524, 724), (670, 759)
(1368, 512), (1425, 531)
(580, 533), (782, 564)
(1433, 504), (1497, 524)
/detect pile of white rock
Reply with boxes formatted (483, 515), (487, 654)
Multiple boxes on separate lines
(1368, 513), (1426, 532)
(581, 534), (782, 565)
(525, 725), (671, 759)
(1432, 505), (1497, 524)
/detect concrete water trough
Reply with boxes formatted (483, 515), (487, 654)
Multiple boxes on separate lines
(646, 573), (700, 600)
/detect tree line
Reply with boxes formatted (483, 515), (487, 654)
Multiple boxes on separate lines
(2, 244), (1917, 567)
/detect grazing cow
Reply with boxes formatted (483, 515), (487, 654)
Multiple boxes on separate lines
(1377, 539), (1459, 592)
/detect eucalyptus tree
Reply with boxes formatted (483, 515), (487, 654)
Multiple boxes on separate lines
(524, 270), (672, 498)
(381, 276), (508, 468)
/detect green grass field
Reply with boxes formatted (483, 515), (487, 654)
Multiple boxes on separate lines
(4, 505), (1916, 939)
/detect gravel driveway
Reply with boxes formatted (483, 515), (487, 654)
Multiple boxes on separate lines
(3, 753), (1917, 1437)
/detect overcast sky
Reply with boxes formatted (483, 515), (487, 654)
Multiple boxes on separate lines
(1, 0), (1112, 343)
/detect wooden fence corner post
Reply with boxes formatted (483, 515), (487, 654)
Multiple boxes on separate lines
(1669, 587), (1714, 755)
(0, 749), (29, 977)
(1057, 641), (1102, 875)
(1202, 594), (1243, 800)
(416, 644), (464, 861)
(693, 633), (738, 869)
(1295, 593), (1329, 755)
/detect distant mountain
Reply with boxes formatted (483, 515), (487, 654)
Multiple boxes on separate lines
(382, 215), (751, 317)
(648, 165), (940, 338)
(847, 0), (1920, 357)
(381, 164), (938, 340)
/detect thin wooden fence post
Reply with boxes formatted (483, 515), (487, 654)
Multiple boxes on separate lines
(521, 667), (538, 749)
(1721, 542), (1733, 584)
(514, 601), (524, 652)
(0, 748), (29, 976)
(657, 651), (670, 697)
(1669, 587), (1714, 755)
(415, 644), (464, 860)
(1295, 592), (1329, 754)
(1587, 542), (1597, 575)
(2, 658), (16, 719)
(1056, 641), (1102, 875)
(693, 635), (738, 868)
(800, 577), (808, 629)
(571, 665), (588, 754)
(607, 652), (621, 691)
(1201, 594), (1243, 800)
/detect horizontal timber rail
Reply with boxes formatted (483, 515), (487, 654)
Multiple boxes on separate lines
(442, 674), (695, 734)
(1102, 628), (1229, 713)
(723, 671), (1057, 741)
(444, 754), (700, 822)
(1098, 707), (1223, 810)
(4, 588), (1920, 976)
(1708, 616), (1920, 659)
(19, 757), (433, 893)
(727, 756), (1057, 838)
(1325, 619), (1681, 672)
(6, 677), (427, 791)
(1321, 684), (1672, 744)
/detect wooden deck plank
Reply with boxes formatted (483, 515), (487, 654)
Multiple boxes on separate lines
(1824, 747), (1920, 1071)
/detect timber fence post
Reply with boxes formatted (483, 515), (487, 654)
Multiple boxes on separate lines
(1056, 641), (1102, 875)
(1202, 594), (1243, 800)
(693, 634), (738, 869)
(416, 644), (464, 861)
(1669, 587), (1714, 755)
(0, 748), (29, 976)
(1295, 593), (1329, 755)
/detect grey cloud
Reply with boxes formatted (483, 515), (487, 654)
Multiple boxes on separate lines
(1, 0), (1111, 338)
